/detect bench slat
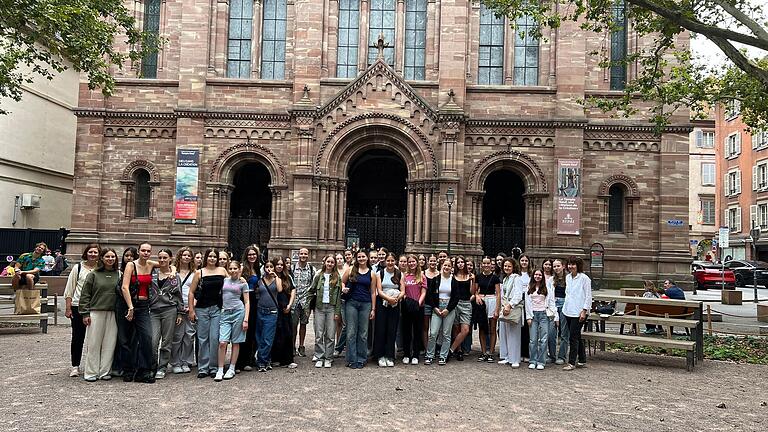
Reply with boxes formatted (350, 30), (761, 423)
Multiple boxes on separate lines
(582, 331), (695, 350)
(589, 313), (698, 328)
(593, 294), (700, 308)
(0, 314), (49, 321)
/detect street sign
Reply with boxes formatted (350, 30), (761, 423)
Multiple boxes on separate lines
(666, 219), (684, 227)
(719, 227), (730, 249)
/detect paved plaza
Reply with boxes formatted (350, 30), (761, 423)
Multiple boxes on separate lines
(0, 326), (765, 431)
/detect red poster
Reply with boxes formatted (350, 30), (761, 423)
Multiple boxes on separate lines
(557, 159), (581, 235)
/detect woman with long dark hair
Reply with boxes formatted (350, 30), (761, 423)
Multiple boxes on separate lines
(120, 242), (158, 383)
(271, 256), (297, 368)
(79, 248), (119, 381)
(525, 269), (557, 370)
(551, 259), (569, 365)
(341, 249), (379, 369)
(374, 252), (402, 367)
(475, 256), (500, 362)
(498, 257), (522, 367)
(422, 254), (439, 353)
(448, 256), (472, 361)
(188, 248), (228, 379)
(518, 254), (533, 362)
(112, 247), (137, 377)
(562, 256), (592, 371)
(64, 243), (100, 377)
(236, 245), (261, 372)
(425, 258), (458, 365)
(255, 259), (283, 372)
(171, 247), (197, 374)
(149, 248), (184, 380)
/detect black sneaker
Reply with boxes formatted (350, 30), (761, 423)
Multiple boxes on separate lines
(424, 358), (433, 365)
(123, 374), (134, 383)
(438, 358), (446, 366)
(298, 346), (307, 357)
(196, 371), (207, 379)
(456, 351), (465, 361)
(477, 354), (487, 362)
(485, 354), (495, 363)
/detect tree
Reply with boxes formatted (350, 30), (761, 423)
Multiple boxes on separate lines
(0, 0), (157, 114)
(482, 0), (768, 130)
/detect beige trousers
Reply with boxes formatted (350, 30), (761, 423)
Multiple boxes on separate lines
(84, 310), (117, 380)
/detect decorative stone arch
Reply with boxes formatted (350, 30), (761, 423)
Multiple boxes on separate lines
(208, 142), (287, 186)
(468, 149), (548, 193)
(315, 112), (438, 179)
(120, 160), (161, 220)
(598, 174), (640, 235)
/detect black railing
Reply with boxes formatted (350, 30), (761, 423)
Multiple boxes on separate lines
(482, 224), (524, 256)
(346, 215), (407, 254)
(228, 217), (271, 259)
(0, 228), (69, 259)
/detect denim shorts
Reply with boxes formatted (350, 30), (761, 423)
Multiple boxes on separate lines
(219, 307), (246, 343)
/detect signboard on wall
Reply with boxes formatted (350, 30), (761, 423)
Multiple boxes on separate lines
(556, 159), (581, 235)
(173, 149), (200, 224)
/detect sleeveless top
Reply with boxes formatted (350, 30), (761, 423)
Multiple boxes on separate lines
(348, 269), (372, 303)
(197, 269), (225, 308)
(257, 278), (279, 310)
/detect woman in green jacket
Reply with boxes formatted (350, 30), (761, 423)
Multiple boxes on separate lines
(308, 254), (342, 368)
(79, 248), (120, 382)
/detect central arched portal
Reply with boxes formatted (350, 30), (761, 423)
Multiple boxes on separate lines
(346, 149), (408, 252)
(482, 169), (526, 254)
(228, 162), (272, 258)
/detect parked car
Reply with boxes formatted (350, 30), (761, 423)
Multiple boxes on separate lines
(723, 260), (768, 287)
(691, 261), (736, 290)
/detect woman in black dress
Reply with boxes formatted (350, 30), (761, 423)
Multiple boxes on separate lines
(270, 256), (297, 368)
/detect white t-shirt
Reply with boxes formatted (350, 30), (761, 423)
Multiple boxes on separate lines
(438, 275), (452, 300)
(322, 273), (331, 304)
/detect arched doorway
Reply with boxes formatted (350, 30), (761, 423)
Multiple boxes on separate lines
(346, 149), (408, 253)
(228, 162), (272, 258)
(482, 170), (526, 255)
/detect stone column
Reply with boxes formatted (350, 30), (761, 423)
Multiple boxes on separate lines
(395, 0), (405, 73)
(328, 179), (338, 241)
(251, 0), (263, 78)
(424, 184), (433, 244)
(358, 0), (370, 72)
(415, 186), (424, 244)
(318, 178), (328, 240)
(406, 186), (415, 246)
(337, 180), (347, 242)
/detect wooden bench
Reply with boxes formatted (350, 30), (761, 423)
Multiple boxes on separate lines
(758, 302), (768, 323)
(588, 294), (704, 370)
(0, 283), (49, 333)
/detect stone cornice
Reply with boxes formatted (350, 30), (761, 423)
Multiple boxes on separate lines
(74, 109), (291, 123)
(466, 119), (588, 129)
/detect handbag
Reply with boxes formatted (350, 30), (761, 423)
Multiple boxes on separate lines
(14, 289), (41, 315)
(499, 301), (523, 324)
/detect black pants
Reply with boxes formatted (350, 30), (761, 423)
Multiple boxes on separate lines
(69, 308), (87, 367)
(373, 305), (400, 359)
(401, 305), (424, 358)
(236, 292), (259, 369)
(566, 316), (587, 365)
(117, 300), (153, 378)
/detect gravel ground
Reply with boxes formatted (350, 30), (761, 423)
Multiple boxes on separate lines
(1, 327), (766, 431)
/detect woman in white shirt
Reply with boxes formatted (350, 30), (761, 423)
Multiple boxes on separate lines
(525, 269), (558, 370)
(498, 258), (523, 367)
(562, 256), (592, 371)
(64, 243), (100, 377)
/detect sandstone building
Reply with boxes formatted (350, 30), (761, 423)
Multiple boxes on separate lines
(69, 0), (692, 284)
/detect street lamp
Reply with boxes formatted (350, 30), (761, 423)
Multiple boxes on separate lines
(446, 187), (455, 256)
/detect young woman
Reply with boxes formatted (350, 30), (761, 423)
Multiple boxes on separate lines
(120, 242), (158, 383)
(425, 259), (458, 365)
(271, 256), (297, 368)
(215, 261), (250, 381)
(171, 247), (197, 374)
(255, 259), (283, 372)
(64, 243), (100, 377)
(397, 255), (408, 274)
(642, 280), (662, 334)
(308, 255), (342, 368)
(494, 253), (506, 278)
(79, 248), (119, 381)
(518, 254), (533, 362)
(150, 249), (184, 379)
(562, 256), (592, 371)
(448, 256), (472, 361)
(188, 248), (228, 379)
(422, 254), (439, 351)
(235, 246), (261, 372)
(341, 250), (379, 369)
(400, 254), (426, 365)
(498, 258), (523, 367)
(525, 269), (558, 370)
(541, 257), (557, 363)
(193, 251), (203, 269)
(374, 252), (403, 367)
(112, 247), (138, 377)
(551, 259), (569, 365)
(218, 250), (230, 268)
(463, 257), (477, 355)
(417, 254), (427, 272)
(475, 257), (501, 362)
(335, 253), (345, 274)
(334, 249), (355, 357)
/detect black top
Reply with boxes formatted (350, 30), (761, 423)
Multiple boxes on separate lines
(476, 273), (500, 295)
(454, 278), (472, 301)
(554, 277), (566, 299)
(197, 269), (224, 308)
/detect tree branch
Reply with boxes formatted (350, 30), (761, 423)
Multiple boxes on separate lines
(713, 0), (768, 42)
(628, 0), (768, 50)
(709, 35), (768, 87)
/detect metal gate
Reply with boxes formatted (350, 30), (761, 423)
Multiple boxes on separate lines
(227, 217), (271, 259)
(482, 222), (525, 256)
(346, 215), (406, 253)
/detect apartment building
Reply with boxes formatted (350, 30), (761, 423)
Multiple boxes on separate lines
(689, 119), (716, 259)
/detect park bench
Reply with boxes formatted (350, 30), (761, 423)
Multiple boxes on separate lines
(584, 294), (704, 371)
(0, 283), (50, 333)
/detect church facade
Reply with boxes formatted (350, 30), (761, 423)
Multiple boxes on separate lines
(69, 0), (692, 284)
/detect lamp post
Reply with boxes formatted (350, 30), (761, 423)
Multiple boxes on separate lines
(446, 187), (455, 256)
(750, 224), (761, 303)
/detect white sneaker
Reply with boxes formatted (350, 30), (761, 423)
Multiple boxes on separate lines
(386, 358), (394, 367)
(402, 357), (410, 365)
(315, 360), (323, 368)
(323, 360), (332, 368)
(69, 367), (79, 377)
(378, 358), (387, 367)
(155, 370), (166, 379)
(510, 363), (520, 368)
(536, 364), (545, 370)
(411, 357), (419, 365)
(172, 366), (184, 374)
(224, 368), (236, 380)
(214, 370), (224, 381)
(287, 363), (298, 369)
(528, 363), (536, 369)
(182, 365), (191, 373)
(498, 359), (508, 365)
(555, 359), (565, 365)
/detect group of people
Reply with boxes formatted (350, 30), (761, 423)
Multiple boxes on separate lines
(3, 243), (68, 279)
(60, 240), (604, 383)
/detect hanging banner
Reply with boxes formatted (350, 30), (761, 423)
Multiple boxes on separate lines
(557, 159), (582, 235)
(173, 149), (199, 224)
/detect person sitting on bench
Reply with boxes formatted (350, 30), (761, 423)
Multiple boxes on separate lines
(663, 280), (685, 300)
(11, 242), (47, 290)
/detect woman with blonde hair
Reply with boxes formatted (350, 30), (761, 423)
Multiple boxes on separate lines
(308, 254), (343, 368)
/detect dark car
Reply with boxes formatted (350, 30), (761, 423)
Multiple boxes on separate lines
(724, 260), (768, 287)
(691, 261), (736, 290)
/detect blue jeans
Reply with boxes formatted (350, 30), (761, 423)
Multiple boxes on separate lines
(427, 300), (456, 360)
(256, 307), (278, 367)
(334, 299), (347, 352)
(529, 310), (550, 366)
(345, 299), (372, 366)
(553, 298), (569, 361)
(195, 306), (220, 373)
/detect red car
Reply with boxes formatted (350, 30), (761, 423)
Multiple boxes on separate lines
(691, 261), (736, 290)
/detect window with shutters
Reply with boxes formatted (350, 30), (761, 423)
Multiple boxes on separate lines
(261, 0), (287, 80)
(727, 207), (741, 232)
(752, 130), (768, 150)
(141, 0), (161, 78)
(368, 0), (396, 66)
(725, 133), (741, 158)
(701, 163), (715, 186)
(725, 169), (741, 196)
(700, 199), (715, 225)
(760, 203), (768, 229)
(695, 129), (714, 148)
(227, 0), (253, 78)
(725, 100), (741, 120)
(609, 0), (627, 90)
(513, 14), (538, 86)
(754, 162), (768, 191)
(404, 0), (427, 80)
(478, 3), (505, 85)
(337, 0), (360, 78)
(134, 169), (151, 219)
